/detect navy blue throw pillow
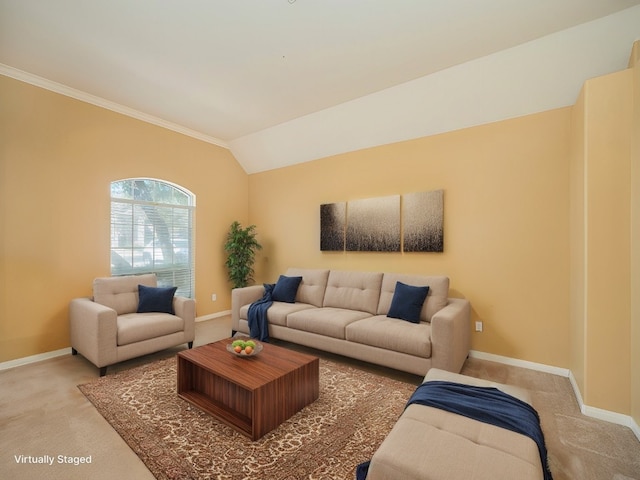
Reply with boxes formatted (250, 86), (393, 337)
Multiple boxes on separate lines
(387, 281), (429, 323)
(272, 275), (303, 303)
(137, 285), (177, 314)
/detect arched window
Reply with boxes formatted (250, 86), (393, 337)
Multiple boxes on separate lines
(110, 178), (195, 298)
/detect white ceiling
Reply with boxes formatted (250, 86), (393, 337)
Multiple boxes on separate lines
(2, 0), (640, 173)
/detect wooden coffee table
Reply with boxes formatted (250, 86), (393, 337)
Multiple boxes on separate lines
(177, 338), (319, 440)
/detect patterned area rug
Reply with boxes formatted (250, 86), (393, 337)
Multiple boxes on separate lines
(78, 356), (417, 480)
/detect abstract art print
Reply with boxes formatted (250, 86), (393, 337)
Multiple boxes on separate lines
(320, 202), (346, 251)
(402, 190), (444, 252)
(346, 195), (400, 252)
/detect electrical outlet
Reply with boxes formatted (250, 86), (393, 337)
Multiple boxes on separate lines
(475, 321), (483, 332)
(211, 294), (217, 302)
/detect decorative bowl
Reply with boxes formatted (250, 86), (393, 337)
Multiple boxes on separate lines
(226, 339), (263, 357)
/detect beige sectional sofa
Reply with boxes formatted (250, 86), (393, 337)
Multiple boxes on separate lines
(231, 268), (471, 375)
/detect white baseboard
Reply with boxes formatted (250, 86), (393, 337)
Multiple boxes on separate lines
(581, 404), (640, 440)
(468, 350), (571, 377)
(0, 348), (69, 371)
(567, 369), (585, 409)
(0, 311), (231, 371)
(568, 371), (640, 442)
(629, 419), (640, 442)
(196, 310), (231, 322)
(470, 350), (640, 442)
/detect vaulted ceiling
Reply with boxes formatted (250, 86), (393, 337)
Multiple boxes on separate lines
(2, 1), (640, 173)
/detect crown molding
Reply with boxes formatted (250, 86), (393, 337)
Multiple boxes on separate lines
(0, 63), (229, 150)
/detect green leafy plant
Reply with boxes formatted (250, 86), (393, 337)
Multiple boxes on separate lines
(224, 221), (263, 289)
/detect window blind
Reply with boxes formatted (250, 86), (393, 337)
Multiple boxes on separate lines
(110, 179), (195, 298)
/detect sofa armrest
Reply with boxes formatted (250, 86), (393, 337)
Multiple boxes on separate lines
(173, 296), (196, 342)
(231, 285), (265, 331)
(69, 297), (118, 368)
(429, 298), (471, 373)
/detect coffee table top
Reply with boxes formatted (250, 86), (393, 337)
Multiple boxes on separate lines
(177, 338), (319, 391)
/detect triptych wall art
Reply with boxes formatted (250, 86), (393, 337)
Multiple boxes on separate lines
(320, 190), (444, 253)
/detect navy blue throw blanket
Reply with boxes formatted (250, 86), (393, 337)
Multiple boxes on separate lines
(247, 283), (274, 342)
(355, 461), (371, 480)
(356, 381), (553, 480)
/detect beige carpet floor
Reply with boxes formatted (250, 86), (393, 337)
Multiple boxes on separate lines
(1, 315), (638, 480)
(460, 357), (640, 479)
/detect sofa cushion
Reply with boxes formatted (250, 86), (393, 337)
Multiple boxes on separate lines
(323, 270), (383, 315)
(387, 282), (429, 323)
(287, 308), (372, 339)
(93, 274), (157, 315)
(346, 315), (432, 358)
(367, 405), (543, 480)
(239, 302), (316, 327)
(378, 274), (449, 322)
(285, 268), (330, 307)
(137, 285), (177, 314)
(117, 312), (184, 346)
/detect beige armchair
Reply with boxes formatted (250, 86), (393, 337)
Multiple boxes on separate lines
(69, 273), (195, 376)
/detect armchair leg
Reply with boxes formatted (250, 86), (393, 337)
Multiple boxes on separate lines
(188, 341), (193, 349)
(71, 348), (78, 355)
(99, 366), (107, 377)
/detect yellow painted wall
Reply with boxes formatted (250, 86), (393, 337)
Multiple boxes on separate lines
(0, 76), (248, 363)
(583, 70), (632, 413)
(630, 41), (640, 428)
(570, 63), (635, 414)
(569, 85), (586, 398)
(570, 43), (640, 418)
(249, 108), (572, 368)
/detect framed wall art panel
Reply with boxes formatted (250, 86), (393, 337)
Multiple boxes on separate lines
(346, 195), (400, 252)
(320, 202), (346, 251)
(402, 190), (444, 252)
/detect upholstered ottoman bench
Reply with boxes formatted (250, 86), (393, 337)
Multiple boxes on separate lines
(363, 368), (551, 480)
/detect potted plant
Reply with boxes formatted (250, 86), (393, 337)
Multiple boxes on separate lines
(224, 221), (263, 289)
